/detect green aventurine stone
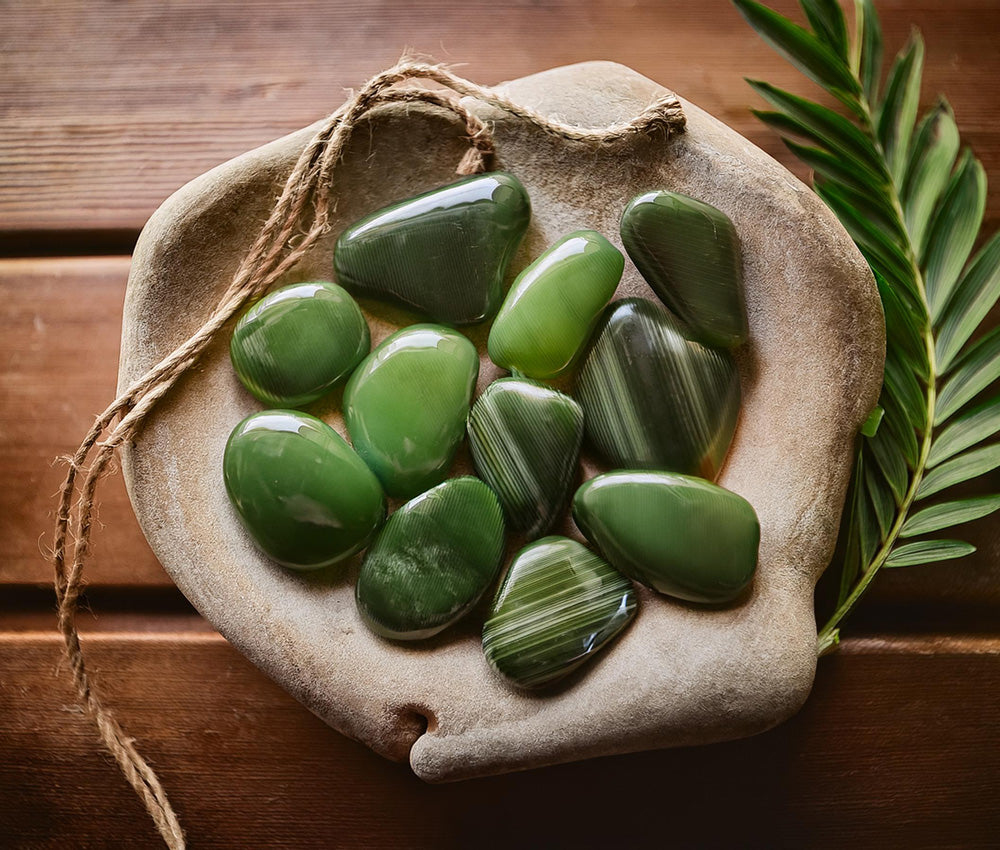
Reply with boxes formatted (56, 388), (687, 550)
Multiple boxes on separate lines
(356, 477), (505, 640)
(482, 536), (637, 688)
(334, 173), (531, 325)
(621, 190), (748, 348)
(467, 379), (583, 538)
(573, 470), (759, 603)
(230, 281), (370, 407)
(575, 298), (740, 480)
(344, 325), (479, 499)
(488, 230), (624, 379)
(223, 411), (385, 570)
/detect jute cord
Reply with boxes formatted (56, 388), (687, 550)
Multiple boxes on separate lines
(51, 60), (684, 848)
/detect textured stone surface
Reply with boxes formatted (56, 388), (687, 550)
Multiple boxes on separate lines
(119, 62), (884, 782)
(356, 477), (504, 641)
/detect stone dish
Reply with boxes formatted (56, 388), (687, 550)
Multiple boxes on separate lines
(119, 62), (884, 781)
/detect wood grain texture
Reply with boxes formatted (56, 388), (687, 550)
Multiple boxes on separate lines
(2, 632), (998, 848)
(0, 257), (166, 585)
(1, 0), (998, 240)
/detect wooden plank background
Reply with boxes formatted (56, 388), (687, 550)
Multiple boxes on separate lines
(2, 0), (998, 846)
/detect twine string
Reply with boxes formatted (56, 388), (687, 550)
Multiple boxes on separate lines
(50, 60), (685, 849)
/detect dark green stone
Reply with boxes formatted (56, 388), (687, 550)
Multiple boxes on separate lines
(356, 477), (505, 641)
(223, 411), (386, 570)
(334, 172), (531, 325)
(344, 324), (479, 499)
(573, 470), (759, 603)
(230, 281), (369, 407)
(482, 536), (636, 688)
(621, 190), (747, 348)
(575, 298), (740, 479)
(467, 378), (583, 538)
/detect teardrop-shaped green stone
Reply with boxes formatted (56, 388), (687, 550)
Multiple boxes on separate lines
(621, 190), (747, 348)
(334, 173), (531, 325)
(223, 411), (386, 570)
(467, 378), (583, 538)
(573, 470), (759, 603)
(356, 477), (505, 641)
(230, 281), (370, 407)
(575, 298), (740, 479)
(488, 230), (623, 379)
(482, 536), (637, 688)
(344, 324), (479, 498)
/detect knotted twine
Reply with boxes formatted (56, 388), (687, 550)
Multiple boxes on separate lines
(51, 60), (685, 848)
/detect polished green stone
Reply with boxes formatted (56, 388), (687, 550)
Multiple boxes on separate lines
(467, 379), (583, 538)
(230, 281), (370, 407)
(223, 411), (385, 570)
(488, 230), (623, 379)
(573, 470), (759, 603)
(621, 190), (747, 348)
(356, 477), (505, 641)
(482, 536), (636, 688)
(344, 325), (479, 498)
(334, 173), (531, 325)
(575, 298), (740, 479)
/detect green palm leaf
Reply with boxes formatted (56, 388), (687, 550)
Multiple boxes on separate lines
(738, 0), (1000, 655)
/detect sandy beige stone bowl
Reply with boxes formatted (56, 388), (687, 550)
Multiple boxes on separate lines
(119, 62), (884, 781)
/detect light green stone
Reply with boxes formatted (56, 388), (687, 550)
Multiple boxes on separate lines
(572, 470), (759, 603)
(488, 230), (624, 378)
(621, 190), (747, 348)
(482, 536), (637, 688)
(229, 281), (369, 408)
(467, 378), (583, 538)
(223, 411), (386, 570)
(344, 324), (479, 499)
(334, 172), (531, 325)
(356, 477), (505, 641)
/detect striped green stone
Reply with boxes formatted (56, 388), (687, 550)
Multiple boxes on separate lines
(482, 536), (637, 688)
(621, 190), (747, 349)
(229, 281), (369, 408)
(356, 477), (505, 641)
(575, 298), (740, 479)
(488, 230), (623, 379)
(334, 172), (531, 325)
(344, 324), (479, 499)
(467, 379), (583, 538)
(573, 470), (759, 603)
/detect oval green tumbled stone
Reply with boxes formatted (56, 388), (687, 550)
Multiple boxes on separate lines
(467, 378), (583, 538)
(488, 230), (624, 379)
(223, 410), (386, 570)
(230, 281), (370, 407)
(621, 190), (748, 349)
(356, 477), (505, 641)
(344, 324), (479, 499)
(575, 297), (740, 479)
(482, 536), (637, 689)
(334, 172), (531, 325)
(572, 470), (759, 603)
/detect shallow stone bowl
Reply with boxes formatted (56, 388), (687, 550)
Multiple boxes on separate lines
(119, 62), (884, 781)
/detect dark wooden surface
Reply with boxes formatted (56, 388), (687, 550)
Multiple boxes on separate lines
(2, 1), (999, 846)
